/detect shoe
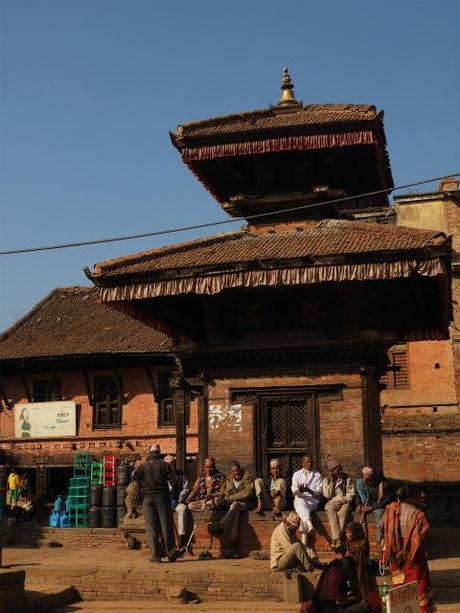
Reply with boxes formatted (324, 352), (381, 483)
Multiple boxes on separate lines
(204, 551), (213, 560)
(167, 552), (177, 563)
(148, 556), (161, 563)
(198, 551), (207, 560)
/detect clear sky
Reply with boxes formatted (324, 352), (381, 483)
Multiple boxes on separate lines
(1, 1), (459, 330)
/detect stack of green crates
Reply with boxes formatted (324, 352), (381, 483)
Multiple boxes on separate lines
(68, 452), (93, 527)
(90, 460), (103, 486)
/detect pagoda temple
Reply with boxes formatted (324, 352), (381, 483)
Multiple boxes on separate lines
(86, 70), (452, 477)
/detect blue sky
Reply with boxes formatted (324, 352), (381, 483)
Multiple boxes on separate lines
(1, 1), (459, 330)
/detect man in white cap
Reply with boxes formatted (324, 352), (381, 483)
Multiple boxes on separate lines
(291, 452), (323, 542)
(254, 458), (287, 517)
(270, 512), (325, 572)
(164, 454), (189, 550)
(322, 456), (355, 548)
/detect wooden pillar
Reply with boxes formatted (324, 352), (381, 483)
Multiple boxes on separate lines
(197, 379), (209, 471)
(36, 464), (48, 525)
(361, 365), (383, 469)
(171, 376), (188, 472)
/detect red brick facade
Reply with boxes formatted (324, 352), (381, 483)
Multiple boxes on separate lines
(0, 366), (198, 477)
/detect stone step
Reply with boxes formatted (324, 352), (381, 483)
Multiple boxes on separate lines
(51, 600), (301, 612)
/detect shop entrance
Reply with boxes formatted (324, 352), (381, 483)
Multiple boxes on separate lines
(46, 466), (73, 502)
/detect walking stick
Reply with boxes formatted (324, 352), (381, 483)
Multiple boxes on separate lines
(177, 500), (207, 556)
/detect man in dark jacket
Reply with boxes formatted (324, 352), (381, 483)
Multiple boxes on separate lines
(132, 444), (179, 563)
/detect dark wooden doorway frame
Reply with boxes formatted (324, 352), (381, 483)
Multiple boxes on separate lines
(230, 384), (344, 476)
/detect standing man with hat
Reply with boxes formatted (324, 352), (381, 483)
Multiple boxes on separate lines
(322, 456), (355, 549)
(132, 444), (179, 563)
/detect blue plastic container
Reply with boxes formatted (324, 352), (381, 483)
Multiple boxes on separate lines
(53, 495), (65, 513)
(49, 511), (61, 528)
(59, 511), (69, 528)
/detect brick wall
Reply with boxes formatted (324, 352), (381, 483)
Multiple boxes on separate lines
(0, 367), (198, 466)
(381, 340), (457, 413)
(208, 373), (364, 475)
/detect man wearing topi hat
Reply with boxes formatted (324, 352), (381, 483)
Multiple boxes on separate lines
(322, 456), (355, 548)
(270, 512), (325, 572)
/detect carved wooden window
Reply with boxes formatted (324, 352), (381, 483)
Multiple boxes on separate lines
(33, 379), (60, 402)
(380, 346), (409, 389)
(158, 373), (174, 426)
(93, 377), (122, 429)
(157, 374), (190, 427)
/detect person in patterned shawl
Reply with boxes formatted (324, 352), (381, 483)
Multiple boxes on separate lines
(187, 457), (226, 511)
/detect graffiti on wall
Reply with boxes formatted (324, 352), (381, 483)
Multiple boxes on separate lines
(209, 403), (243, 432)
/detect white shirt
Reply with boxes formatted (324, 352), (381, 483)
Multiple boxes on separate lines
(291, 468), (323, 501)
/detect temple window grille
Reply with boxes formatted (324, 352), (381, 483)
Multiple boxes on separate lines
(380, 346), (409, 389)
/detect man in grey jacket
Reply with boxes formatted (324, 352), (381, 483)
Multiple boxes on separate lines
(322, 455), (355, 548)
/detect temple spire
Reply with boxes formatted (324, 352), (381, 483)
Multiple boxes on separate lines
(278, 67), (299, 107)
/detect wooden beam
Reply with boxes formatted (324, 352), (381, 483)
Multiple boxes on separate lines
(197, 378), (209, 471)
(82, 370), (94, 407)
(170, 372), (187, 472)
(19, 373), (32, 402)
(145, 367), (159, 404)
(0, 380), (12, 410)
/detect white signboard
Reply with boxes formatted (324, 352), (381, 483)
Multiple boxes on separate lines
(387, 581), (420, 613)
(15, 401), (77, 439)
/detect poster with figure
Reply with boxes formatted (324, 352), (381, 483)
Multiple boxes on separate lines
(208, 404), (243, 432)
(15, 401), (77, 439)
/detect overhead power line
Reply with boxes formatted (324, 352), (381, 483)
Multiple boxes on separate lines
(1, 172), (459, 256)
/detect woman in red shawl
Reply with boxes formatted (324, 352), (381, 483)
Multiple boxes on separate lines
(382, 484), (436, 613)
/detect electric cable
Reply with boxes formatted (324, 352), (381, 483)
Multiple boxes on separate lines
(0, 172), (458, 256)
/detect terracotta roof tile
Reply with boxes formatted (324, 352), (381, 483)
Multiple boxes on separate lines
(174, 103), (379, 142)
(91, 220), (446, 281)
(0, 287), (172, 360)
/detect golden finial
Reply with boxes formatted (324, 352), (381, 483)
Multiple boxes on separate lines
(278, 67), (299, 106)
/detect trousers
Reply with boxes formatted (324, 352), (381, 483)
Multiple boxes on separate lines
(276, 541), (313, 571)
(325, 500), (351, 541)
(294, 496), (320, 534)
(173, 502), (188, 536)
(143, 493), (176, 560)
(220, 500), (250, 543)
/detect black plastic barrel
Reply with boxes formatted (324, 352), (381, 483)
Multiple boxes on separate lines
(90, 485), (102, 507)
(102, 485), (116, 508)
(116, 464), (131, 485)
(117, 505), (127, 526)
(116, 485), (127, 507)
(89, 506), (102, 528)
(101, 506), (117, 528)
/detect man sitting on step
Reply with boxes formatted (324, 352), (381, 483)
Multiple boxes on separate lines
(322, 455), (355, 550)
(292, 452), (323, 545)
(270, 512), (326, 573)
(209, 459), (256, 556)
(254, 458), (287, 518)
(187, 457), (226, 512)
